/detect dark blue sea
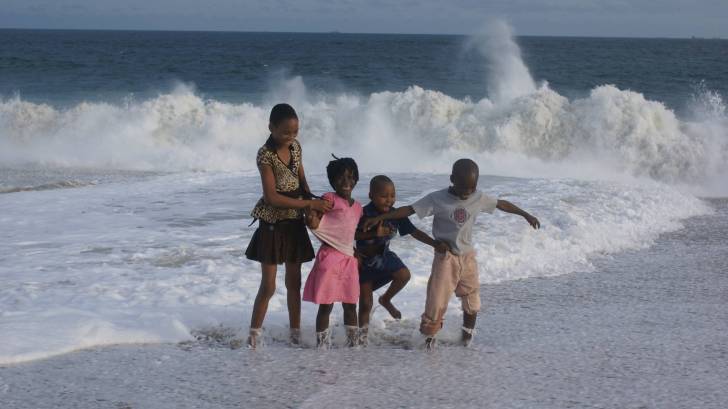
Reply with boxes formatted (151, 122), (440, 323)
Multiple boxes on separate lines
(2, 29), (727, 111)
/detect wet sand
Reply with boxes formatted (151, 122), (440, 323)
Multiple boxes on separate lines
(1, 199), (726, 409)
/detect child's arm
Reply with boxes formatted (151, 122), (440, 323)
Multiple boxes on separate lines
(410, 228), (451, 254)
(355, 221), (393, 240)
(496, 200), (540, 229)
(260, 165), (331, 213)
(361, 206), (415, 231)
(298, 161), (314, 199)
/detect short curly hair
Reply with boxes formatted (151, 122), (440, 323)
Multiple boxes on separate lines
(269, 103), (298, 126)
(326, 156), (359, 189)
(369, 175), (393, 193)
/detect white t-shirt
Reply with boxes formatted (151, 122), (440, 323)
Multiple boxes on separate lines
(411, 188), (498, 255)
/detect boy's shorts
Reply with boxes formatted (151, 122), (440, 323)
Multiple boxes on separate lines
(359, 250), (407, 291)
(420, 251), (480, 336)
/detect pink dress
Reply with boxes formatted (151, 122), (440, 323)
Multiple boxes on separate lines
(303, 192), (363, 304)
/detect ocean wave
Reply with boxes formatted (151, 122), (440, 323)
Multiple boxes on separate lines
(2, 82), (725, 183)
(1, 24), (726, 193)
(0, 180), (95, 194)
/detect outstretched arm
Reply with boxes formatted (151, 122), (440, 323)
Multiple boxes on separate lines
(410, 228), (451, 254)
(355, 221), (393, 240)
(361, 206), (416, 231)
(496, 200), (540, 229)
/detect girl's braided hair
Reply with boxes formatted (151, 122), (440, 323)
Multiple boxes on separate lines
(326, 154), (359, 189)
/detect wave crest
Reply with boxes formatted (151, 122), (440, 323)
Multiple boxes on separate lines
(1, 82), (726, 187)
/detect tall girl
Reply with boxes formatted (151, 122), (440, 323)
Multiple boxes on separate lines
(303, 156), (363, 349)
(245, 103), (332, 348)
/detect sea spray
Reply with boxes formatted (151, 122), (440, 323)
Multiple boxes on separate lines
(465, 19), (537, 103)
(4, 80), (725, 188)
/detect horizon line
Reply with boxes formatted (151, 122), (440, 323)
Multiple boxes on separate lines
(0, 26), (725, 41)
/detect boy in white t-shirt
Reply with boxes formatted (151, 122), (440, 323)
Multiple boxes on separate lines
(362, 159), (540, 349)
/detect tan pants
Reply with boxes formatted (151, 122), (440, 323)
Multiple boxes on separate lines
(420, 251), (480, 336)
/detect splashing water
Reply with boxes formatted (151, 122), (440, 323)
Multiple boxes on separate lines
(466, 19), (537, 103)
(0, 23), (727, 194)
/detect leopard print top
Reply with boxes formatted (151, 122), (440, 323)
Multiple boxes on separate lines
(250, 138), (304, 223)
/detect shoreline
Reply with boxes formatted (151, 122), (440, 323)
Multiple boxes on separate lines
(1, 199), (726, 408)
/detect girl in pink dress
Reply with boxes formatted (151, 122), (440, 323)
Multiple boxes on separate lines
(303, 156), (363, 349)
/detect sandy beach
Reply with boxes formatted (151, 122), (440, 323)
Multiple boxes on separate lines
(2, 198), (725, 409)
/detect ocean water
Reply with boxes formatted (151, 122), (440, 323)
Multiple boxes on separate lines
(1, 23), (727, 365)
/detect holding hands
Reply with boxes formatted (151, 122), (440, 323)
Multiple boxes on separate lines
(308, 198), (333, 213)
(433, 240), (451, 254)
(374, 220), (393, 237)
(305, 197), (333, 229)
(361, 216), (382, 232)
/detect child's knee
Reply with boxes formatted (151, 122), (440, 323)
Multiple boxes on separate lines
(359, 297), (373, 312)
(461, 291), (481, 315)
(258, 282), (276, 299)
(285, 277), (301, 291)
(393, 267), (411, 282)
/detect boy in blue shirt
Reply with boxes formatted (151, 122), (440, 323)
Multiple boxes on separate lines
(355, 175), (440, 345)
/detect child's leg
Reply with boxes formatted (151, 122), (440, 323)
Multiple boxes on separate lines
(462, 312), (477, 345)
(455, 253), (481, 346)
(315, 304), (334, 349)
(316, 304), (334, 332)
(358, 281), (374, 328)
(284, 262), (302, 330)
(342, 303), (358, 347)
(463, 311), (477, 329)
(378, 267), (411, 319)
(250, 263), (277, 329)
(420, 252), (458, 337)
(342, 303), (357, 326)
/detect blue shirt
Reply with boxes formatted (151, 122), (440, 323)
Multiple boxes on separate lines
(356, 202), (417, 252)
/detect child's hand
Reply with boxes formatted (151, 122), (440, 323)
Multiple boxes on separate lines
(305, 209), (322, 229)
(308, 199), (333, 213)
(375, 221), (393, 237)
(434, 240), (451, 254)
(525, 214), (540, 229)
(361, 217), (381, 232)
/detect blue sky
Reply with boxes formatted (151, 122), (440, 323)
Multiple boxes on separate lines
(1, 0), (727, 38)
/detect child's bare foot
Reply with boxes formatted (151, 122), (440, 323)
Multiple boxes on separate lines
(424, 336), (437, 351)
(289, 328), (301, 346)
(344, 325), (358, 348)
(358, 326), (369, 347)
(378, 296), (402, 319)
(316, 328), (331, 350)
(461, 326), (475, 347)
(247, 328), (262, 349)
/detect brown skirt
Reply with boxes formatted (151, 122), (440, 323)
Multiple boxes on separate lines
(245, 219), (315, 265)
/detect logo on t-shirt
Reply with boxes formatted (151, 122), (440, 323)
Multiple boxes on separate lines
(453, 207), (468, 225)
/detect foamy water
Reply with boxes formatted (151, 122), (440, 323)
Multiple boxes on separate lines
(0, 171), (710, 364)
(2, 79), (727, 191)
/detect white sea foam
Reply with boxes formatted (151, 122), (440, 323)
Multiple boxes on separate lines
(0, 171), (711, 364)
(2, 80), (726, 192)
